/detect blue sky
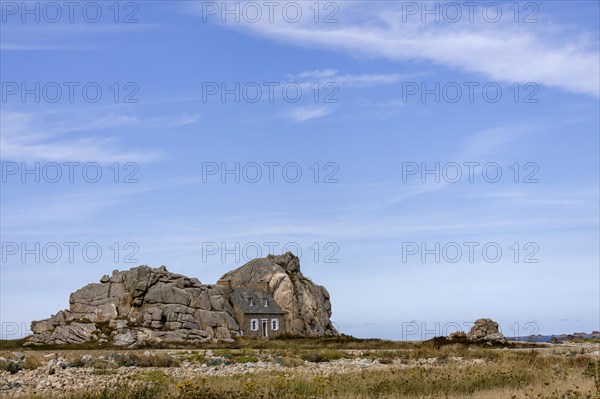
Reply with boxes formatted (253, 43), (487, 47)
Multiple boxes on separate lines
(1, 1), (598, 340)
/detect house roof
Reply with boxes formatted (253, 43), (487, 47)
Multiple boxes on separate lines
(231, 288), (286, 315)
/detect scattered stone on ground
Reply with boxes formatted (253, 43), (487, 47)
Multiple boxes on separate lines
(1, 344), (597, 398)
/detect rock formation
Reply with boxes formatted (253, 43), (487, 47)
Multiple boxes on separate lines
(447, 318), (505, 342)
(467, 319), (504, 341)
(220, 252), (337, 337)
(26, 253), (338, 347)
(467, 318), (505, 341)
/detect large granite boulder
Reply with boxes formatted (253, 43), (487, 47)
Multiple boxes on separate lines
(27, 265), (238, 346)
(219, 252), (338, 337)
(467, 318), (505, 341)
(26, 254), (337, 346)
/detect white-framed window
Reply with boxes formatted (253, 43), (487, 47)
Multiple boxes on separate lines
(271, 319), (279, 331)
(263, 298), (268, 307)
(250, 319), (258, 331)
(248, 297), (253, 306)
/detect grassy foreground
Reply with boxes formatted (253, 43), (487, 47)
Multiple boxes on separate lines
(0, 335), (417, 351)
(37, 362), (598, 399)
(2, 336), (599, 398)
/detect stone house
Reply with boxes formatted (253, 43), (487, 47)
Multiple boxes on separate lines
(219, 279), (286, 338)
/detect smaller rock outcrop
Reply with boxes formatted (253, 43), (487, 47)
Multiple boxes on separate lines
(467, 318), (505, 342)
(447, 318), (505, 343)
(447, 331), (467, 341)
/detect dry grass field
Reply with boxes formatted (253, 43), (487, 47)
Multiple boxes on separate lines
(1, 337), (598, 398)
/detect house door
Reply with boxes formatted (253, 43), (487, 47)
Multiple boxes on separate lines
(261, 319), (268, 338)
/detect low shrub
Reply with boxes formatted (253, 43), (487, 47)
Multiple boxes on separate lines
(206, 357), (231, 367)
(132, 370), (174, 385)
(0, 360), (22, 374)
(68, 358), (87, 368)
(233, 355), (259, 364)
(302, 353), (326, 363)
(110, 353), (180, 368)
(23, 355), (42, 370)
(320, 349), (351, 361)
(180, 353), (206, 364)
(136, 354), (180, 368)
(274, 356), (303, 368)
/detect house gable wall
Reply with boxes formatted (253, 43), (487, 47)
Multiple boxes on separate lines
(237, 312), (286, 337)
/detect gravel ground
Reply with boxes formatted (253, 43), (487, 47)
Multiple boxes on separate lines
(1, 344), (598, 398)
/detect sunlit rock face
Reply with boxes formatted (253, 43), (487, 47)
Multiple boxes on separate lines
(219, 252), (338, 337)
(27, 253), (337, 347)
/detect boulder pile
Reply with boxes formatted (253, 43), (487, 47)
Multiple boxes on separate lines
(447, 318), (506, 343)
(26, 253), (337, 347)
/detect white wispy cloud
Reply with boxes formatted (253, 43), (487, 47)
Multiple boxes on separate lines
(188, 2), (599, 97)
(285, 106), (332, 122)
(288, 69), (418, 87)
(0, 110), (199, 162)
(1, 135), (154, 163)
(94, 211), (597, 253)
(0, 175), (203, 232)
(470, 187), (600, 206)
(1, 23), (162, 52)
(45, 113), (201, 135)
(377, 123), (539, 207)
(455, 124), (537, 160)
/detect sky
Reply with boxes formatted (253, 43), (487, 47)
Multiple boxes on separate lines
(0, 0), (599, 340)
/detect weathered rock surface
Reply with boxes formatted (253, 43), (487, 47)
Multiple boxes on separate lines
(26, 253), (337, 346)
(467, 318), (505, 342)
(220, 253), (338, 337)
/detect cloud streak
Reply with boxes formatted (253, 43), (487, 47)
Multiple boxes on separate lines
(0, 110), (199, 163)
(285, 106), (332, 122)
(190, 2), (599, 97)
